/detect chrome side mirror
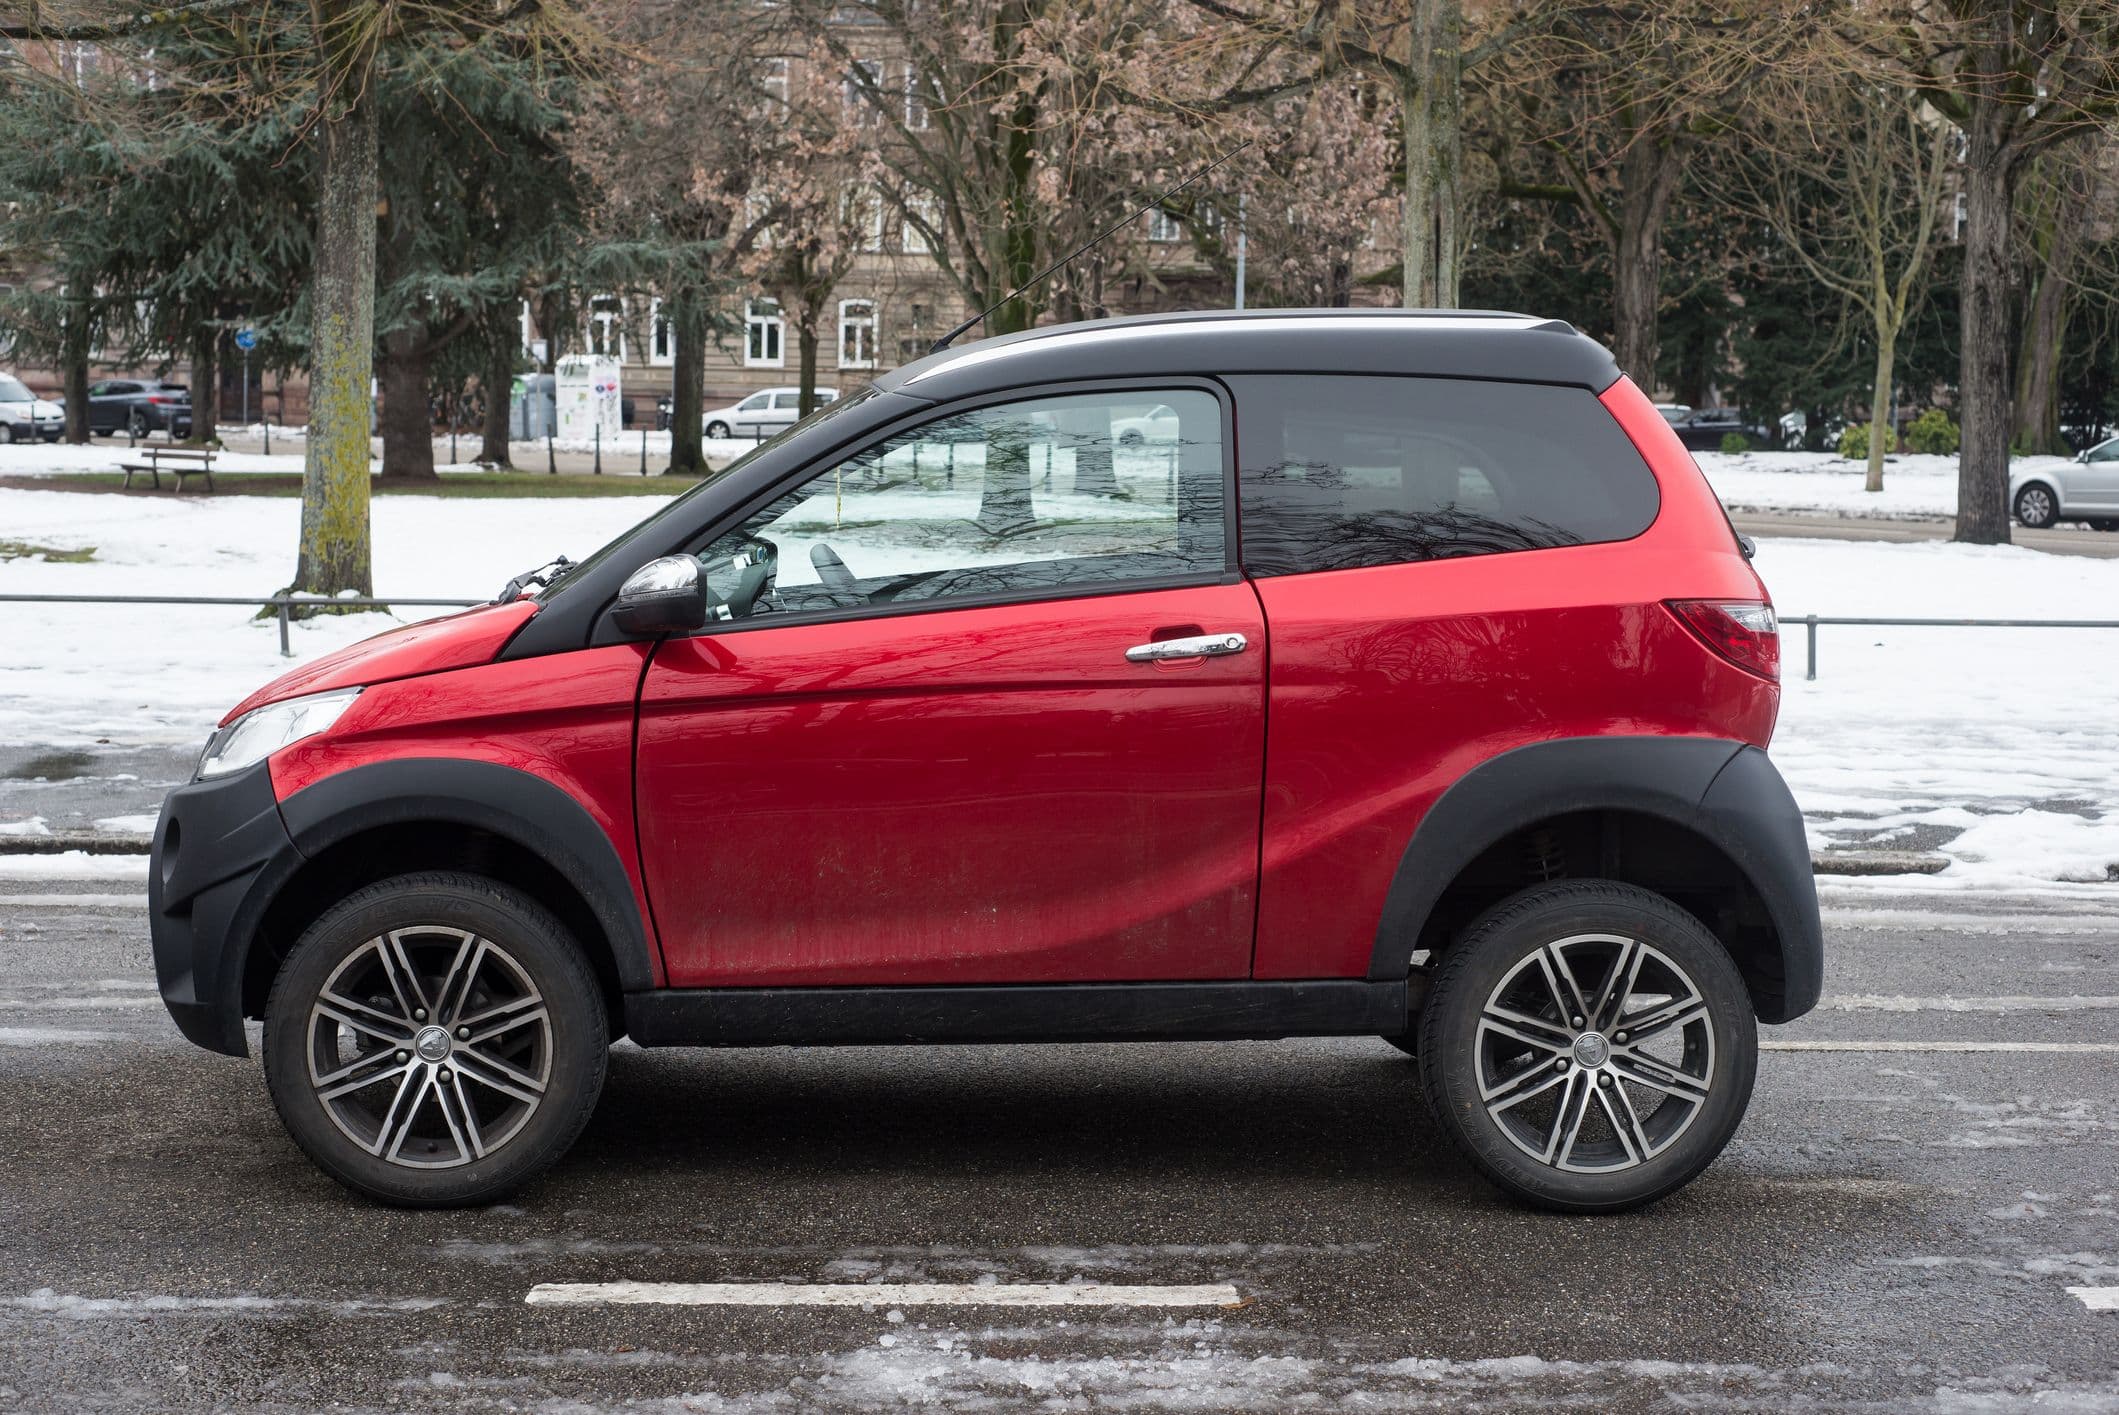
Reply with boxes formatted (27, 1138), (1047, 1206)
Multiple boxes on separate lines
(610, 554), (708, 637)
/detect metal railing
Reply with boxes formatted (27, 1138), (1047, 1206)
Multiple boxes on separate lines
(6, 594), (2119, 676)
(0, 593), (483, 656)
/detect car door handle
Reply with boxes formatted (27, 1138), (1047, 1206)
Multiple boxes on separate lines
(1124, 632), (1248, 663)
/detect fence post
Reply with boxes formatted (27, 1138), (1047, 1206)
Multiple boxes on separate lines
(594, 423), (603, 475)
(640, 427), (648, 476)
(1805, 616), (1818, 682)
(277, 596), (292, 658)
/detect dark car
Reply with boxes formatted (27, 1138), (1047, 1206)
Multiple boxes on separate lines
(152, 309), (1820, 1212)
(1666, 406), (1769, 452)
(87, 378), (192, 438)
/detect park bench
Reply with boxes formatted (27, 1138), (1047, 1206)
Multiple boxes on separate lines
(119, 446), (217, 493)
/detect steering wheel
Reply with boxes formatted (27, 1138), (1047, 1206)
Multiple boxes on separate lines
(810, 542), (856, 590)
(719, 537), (779, 618)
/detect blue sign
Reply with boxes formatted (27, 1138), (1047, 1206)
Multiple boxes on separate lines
(234, 326), (259, 352)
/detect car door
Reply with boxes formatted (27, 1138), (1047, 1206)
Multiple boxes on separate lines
(88, 381), (132, 432)
(768, 391), (804, 430)
(732, 392), (774, 436)
(2069, 440), (2119, 509)
(635, 384), (1265, 988)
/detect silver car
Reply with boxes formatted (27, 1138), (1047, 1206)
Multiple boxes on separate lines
(703, 386), (838, 439)
(2011, 436), (2119, 529)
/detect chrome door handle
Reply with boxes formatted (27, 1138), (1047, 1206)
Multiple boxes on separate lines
(1125, 632), (1248, 663)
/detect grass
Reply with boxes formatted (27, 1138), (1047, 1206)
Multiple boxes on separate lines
(0, 472), (692, 498)
(0, 539), (96, 562)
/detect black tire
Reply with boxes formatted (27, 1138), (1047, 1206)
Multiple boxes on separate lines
(2091, 519), (2119, 533)
(262, 871), (608, 1207)
(128, 409), (149, 438)
(2014, 483), (2059, 529)
(1418, 880), (1757, 1214)
(705, 420), (731, 439)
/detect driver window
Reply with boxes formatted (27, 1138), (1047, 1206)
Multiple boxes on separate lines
(693, 388), (1225, 622)
(739, 393), (770, 412)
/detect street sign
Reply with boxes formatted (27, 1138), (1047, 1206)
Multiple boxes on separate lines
(234, 326), (258, 352)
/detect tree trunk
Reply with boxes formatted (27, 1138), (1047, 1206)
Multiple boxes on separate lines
(665, 291), (708, 476)
(476, 329), (513, 468)
(1865, 324), (1897, 494)
(376, 326), (435, 480)
(978, 426), (1035, 535)
(1953, 125), (2016, 546)
(294, 73), (378, 597)
(1058, 406), (1117, 496)
(797, 320), (820, 417)
(2013, 180), (2083, 458)
(1609, 133), (1682, 388)
(189, 326), (218, 445)
(59, 296), (89, 444)
(1403, 0), (1463, 308)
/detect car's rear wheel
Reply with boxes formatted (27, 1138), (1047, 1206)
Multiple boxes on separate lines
(127, 409), (149, 439)
(2015, 483), (2059, 529)
(705, 420), (730, 438)
(1418, 880), (1757, 1213)
(262, 871), (607, 1207)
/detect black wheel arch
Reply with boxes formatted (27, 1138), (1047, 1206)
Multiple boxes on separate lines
(1368, 736), (1822, 1024)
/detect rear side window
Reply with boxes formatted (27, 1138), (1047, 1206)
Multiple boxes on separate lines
(1230, 375), (1659, 576)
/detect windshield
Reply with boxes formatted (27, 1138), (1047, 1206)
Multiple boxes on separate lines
(538, 385), (884, 601)
(0, 375), (34, 402)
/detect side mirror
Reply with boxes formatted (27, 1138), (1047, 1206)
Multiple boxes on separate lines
(610, 554), (708, 637)
(2078, 451), (2091, 463)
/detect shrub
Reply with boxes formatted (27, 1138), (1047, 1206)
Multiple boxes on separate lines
(1719, 432), (1751, 455)
(1904, 408), (1960, 456)
(1839, 422), (1896, 460)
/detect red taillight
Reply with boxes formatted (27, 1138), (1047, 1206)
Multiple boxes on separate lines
(148, 395), (173, 404)
(1666, 599), (1779, 681)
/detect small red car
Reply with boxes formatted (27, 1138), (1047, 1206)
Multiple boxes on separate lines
(152, 310), (1820, 1211)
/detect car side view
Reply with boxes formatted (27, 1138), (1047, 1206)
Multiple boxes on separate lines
(2012, 435), (2119, 529)
(151, 309), (1821, 1212)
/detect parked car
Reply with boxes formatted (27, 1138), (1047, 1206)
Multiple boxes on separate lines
(2011, 436), (2119, 530)
(152, 309), (1820, 1213)
(1111, 402), (1181, 445)
(86, 378), (192, 438)
(0, 372), (64, 443)
(699, 385), (838, 439)
(1666, 406), (1770, 452)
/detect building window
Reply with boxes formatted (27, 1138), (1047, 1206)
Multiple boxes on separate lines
(1145, 208), (1183, 244)
(746, 299), (785, 368)
(904, 68), (933, 130)
(845, 59), (883, 127)
(586, 294), (625, 360)
(839, 299), (877, 370)
(648, 299), (674, 367)
(900, 191), (940, 254)
(760, 57), (788, 108)
(842, 187), (886, 253)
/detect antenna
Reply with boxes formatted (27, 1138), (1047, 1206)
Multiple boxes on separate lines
(929, 139), (1254, 354)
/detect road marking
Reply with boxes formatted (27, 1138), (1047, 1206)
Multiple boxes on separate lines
(1765, 1041), (2119, 1054)
(2069, 1287), (2119, 1312)
(524, 1281), (1244, 1309)
(1819, 995), (2119, 1013)
(0, 893), (148, 908)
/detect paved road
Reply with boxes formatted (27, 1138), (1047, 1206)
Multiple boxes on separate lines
(1731, 510), (2119, 559)
(1, 874), (2115, 1411)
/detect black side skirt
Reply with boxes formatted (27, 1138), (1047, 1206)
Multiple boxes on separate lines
(624, 979), (1410, 1048)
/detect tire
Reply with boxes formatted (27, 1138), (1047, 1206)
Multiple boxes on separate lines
(705, 420), (730, 439)
(0, 423), (14, 444)
(128, 409), (149, 439)
(1118, 429), (1145, 447)
(262, 871), (608, 1207)
(2014, 483), (2059, 529)
(1418, 880), (1757, 1214)
(2091, 519), (2119, 533)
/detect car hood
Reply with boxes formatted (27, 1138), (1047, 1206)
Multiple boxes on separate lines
(220, 599), (538, 725)
(32, 399), (61, 417)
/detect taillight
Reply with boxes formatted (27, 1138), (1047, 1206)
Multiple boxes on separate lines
(148, 395), (172, 404)
(1666, 599), (1779, 681)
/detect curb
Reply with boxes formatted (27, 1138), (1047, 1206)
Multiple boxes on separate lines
(0, 833), (154, 856)
(1810, 849), (1950, 876)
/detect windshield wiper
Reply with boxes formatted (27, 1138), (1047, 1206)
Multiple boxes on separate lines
(496, 555), (574, 604)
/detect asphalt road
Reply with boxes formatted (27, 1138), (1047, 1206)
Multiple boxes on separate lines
(1731, 510), (2119, 559)
(1, 874), (2115, 1412)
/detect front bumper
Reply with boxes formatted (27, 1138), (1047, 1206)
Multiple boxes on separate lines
(149, 761), (302, 1056)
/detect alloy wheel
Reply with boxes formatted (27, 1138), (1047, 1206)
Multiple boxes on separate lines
(2017, 486), (2055, 527)
(1474, 932), (1715, 1174)
(305, 926), (551, 1169)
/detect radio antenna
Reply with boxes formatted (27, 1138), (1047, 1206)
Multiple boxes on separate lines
(928, 139), (1254, 354)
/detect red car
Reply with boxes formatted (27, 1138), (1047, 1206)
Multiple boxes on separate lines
(152, 310), (1820, 1212)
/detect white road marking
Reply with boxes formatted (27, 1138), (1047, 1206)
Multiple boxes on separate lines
(524, 1281), (1244, 1308)
(1764, 1041), (2119, 1054)
(2069, 1287), (2119, 1312)
(0, 893), (148, 908)
(1819, 995), (2119, 1013)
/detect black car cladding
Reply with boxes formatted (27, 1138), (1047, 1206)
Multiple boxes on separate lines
(503, 310), (1621, 661)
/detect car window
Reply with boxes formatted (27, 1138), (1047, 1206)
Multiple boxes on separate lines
(691, 388), (1225, 623)
(771, 393), (800, 411)
(739, 393), (770, 412)
(1230, 375), (1660, 576)
(818, 389), (838, 403)
(2091, 441), (2119, 463)
(87, 381), (113, 397)
(0, 374), (32, 402)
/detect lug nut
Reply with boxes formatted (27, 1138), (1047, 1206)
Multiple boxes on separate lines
(457, 1027), (470, 1040)
(438, 1068), (452, 1082)
(395, 1051), (409, 1063)
(414, 1009), (427, 1021)
(1615, 1031), (1628, 1042)
(1571, 1016), (1584, 1027)
(1598, 1073), (1612, 1087)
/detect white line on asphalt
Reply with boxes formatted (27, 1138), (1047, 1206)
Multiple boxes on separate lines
(523, 1281), (1244, 1308)
(2069, 1287), (2119, 1312)
(0, 893), (148, 908)
(1819, 995), (2119, 1013)
(1764, 1041), (2119, 1053)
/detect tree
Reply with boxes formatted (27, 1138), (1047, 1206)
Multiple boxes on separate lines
(1725, 72), (1951, 491)
(1859, 0), (2119, 542)
(2012, 140), (2111, 455)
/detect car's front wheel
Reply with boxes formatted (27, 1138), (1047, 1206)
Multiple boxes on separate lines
(2015, 483), (2059, 529)
(0, 423), (14, 444)
(705, 420), (730, 439)
(262, 872), (608, 1207)
(1418, 880), (1757, 1213)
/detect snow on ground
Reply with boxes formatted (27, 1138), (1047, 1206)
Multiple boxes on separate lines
(1695, 449), (2080, 521)
(0, 433), (760, 475)
(5, 482), (2119, 885)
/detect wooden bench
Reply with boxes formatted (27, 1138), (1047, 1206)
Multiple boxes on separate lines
(119, 446), (216, 493)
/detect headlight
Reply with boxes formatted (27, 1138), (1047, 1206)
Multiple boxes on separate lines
(196, 688), (361, 779)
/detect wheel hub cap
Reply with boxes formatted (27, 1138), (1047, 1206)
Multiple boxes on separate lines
(413, 1025), (453, 1063)
(1572, 1031), (1611, 1068)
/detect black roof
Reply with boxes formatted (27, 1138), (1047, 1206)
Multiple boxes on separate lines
(874, 308), (1622, 402)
